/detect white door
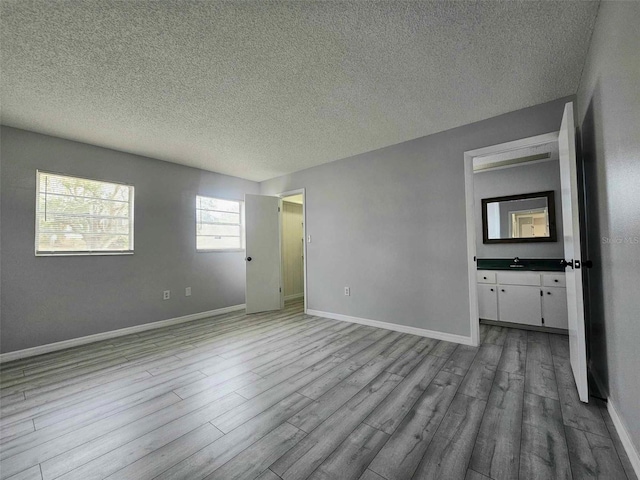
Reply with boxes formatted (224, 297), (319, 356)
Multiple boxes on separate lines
(245, 194), (282, 314)
(558, 101), (589, 402)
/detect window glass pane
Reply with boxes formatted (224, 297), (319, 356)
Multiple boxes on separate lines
(39, 174), (130, 201)
(196, 224), (240, 237)
(38, 193), (130, 217)
(196, 195), (243, 251)
(198, 210), (240, 225)
(197, 196), (240, 213)
(36, 172), (134, 254)
(197, 236), (242, 250)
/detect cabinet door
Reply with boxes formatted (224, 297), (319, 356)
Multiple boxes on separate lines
(543, 288), (568, 329)
(498, 285), (542, 326)
(478, 284), (498, 320)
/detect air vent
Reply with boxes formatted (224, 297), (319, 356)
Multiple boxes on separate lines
(473, 152), (551, 172)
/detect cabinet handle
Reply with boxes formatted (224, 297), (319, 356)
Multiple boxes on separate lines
(547, 291), (551, 295)
(490, 288), (494, 292)
(501, 289), (505, 292)
(484, 276), (487, 280)
(554, 279), (559, 283)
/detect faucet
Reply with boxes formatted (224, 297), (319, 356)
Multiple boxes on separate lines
(509, 257), (524, 268)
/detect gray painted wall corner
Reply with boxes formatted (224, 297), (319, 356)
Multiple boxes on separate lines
(576, 0), (640, 460)
(261, 96), (574, 338)
(0, 126), (259, 353)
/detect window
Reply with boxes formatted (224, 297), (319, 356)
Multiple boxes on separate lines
(36, 171), (134, 255)
(196, 195), (244, 251)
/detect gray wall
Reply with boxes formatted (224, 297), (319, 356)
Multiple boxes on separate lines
(261, 96), (572, 337)
(0, 126), (259, 353)
(474, 160), (565, 258)
(577, 1), (640, 455)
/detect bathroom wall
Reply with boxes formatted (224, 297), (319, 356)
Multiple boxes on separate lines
(474, 159), (565, 259)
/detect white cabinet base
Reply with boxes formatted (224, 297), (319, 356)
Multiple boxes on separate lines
(477, 270), (568, 331)
(480, 319), (569, 334)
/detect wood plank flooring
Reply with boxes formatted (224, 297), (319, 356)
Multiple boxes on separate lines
(0, 300), (635, 480)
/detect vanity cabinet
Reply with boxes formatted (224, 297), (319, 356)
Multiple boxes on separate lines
(477, 270), (568, 330)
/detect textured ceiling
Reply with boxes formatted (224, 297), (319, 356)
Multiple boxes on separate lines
(1, 1), (599, 182)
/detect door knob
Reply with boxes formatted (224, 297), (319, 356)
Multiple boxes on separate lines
(246, 257), (252, 262)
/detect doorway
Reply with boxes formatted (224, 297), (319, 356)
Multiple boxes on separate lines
(280, 192), (305, 308)
(464, 131), (561, 345)
(464, 102), (590, 402)
(244, 189), (308, 315)
(278, 189), (307, 313)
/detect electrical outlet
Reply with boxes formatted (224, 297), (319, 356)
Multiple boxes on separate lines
(185, 287), (191, 297)
(344, 287), (350, 296)
(163, 290), (170, 300)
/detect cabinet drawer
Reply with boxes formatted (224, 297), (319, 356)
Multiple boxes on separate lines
(497, 272), (541, 286)
(477, 271), (497, 284)
(543, 273), (566, 287)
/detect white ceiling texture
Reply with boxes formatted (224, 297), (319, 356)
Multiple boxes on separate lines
(1, 1), (599, 181)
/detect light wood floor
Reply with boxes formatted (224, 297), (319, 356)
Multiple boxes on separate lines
(0, 299), (636, 480)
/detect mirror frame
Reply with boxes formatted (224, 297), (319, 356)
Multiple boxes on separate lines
(481, 190), (557, 244)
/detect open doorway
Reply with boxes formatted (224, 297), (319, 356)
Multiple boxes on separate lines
(278, 189), (307, 313)
(464, 102), (590, 402)
(244, 189), (307, 315)
(464, 132), (561, 343)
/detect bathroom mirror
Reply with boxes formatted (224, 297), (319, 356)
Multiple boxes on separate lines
(481, 191), (557, 243)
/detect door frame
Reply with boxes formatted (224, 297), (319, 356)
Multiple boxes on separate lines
(463, 131), (560, 346)
(277, 188), (308, 314)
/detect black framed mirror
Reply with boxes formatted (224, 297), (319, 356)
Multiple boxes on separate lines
(482, 190), (557, 244)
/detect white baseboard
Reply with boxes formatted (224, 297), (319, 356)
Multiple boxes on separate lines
(0, 304), (246, 363)
(607, 398), (640, 478)
(306, 309), (474, 346)
(284, 293), (304, 301)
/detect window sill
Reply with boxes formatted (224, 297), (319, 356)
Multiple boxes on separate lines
(35, 251), (135, 257)
(196, 249), (246, 253)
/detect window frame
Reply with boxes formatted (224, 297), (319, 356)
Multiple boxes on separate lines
(195, 195), (245, 252)
(35, 170), (135, 257)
